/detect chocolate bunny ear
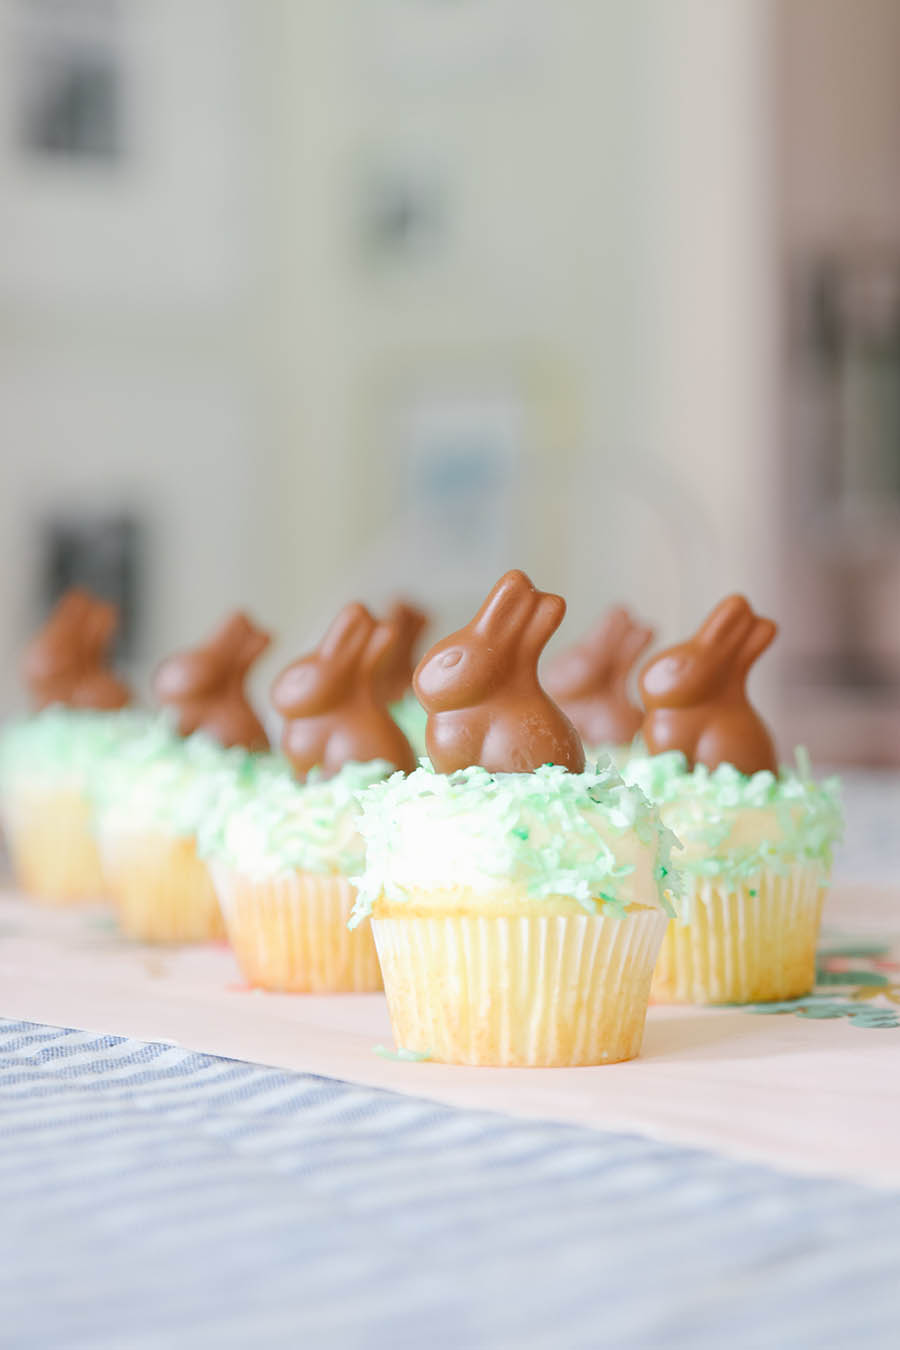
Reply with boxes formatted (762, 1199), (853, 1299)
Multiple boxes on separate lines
(360, 621), (397, 680)
(376, 600), (428, 702)
(589, 606), (632, 650)
(613, 617), (655, 679)
(319, 603), (377, 669)
(214, 611), (271, 674)
(696, 595), (757, 664)
(24, 589), (91, 674)
(734, 616), (777, 676)
(385, 599), (428, 645)
(153, 611), (269, 703)
(578, 608), (636, 683)
(53, 588), (95, 633)
(473, 570), (538, 643)
(82, 599), (118, 659)
(520, 592), (566, 664)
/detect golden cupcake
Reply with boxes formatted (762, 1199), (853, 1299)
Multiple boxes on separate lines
(0, 588), (135, 904)
(353, 569), (679, 1067)
(624, 594), (842, 1005)
(95, 611), (270, 943)
(204, 601), (415, 991)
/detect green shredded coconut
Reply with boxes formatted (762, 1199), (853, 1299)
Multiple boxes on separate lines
(350, 760), (680, 927)
(621, 749), (842, 884)
(0, 705), (156, 797)
(89, 716), (264, 839)
(197, 757), (396, 878)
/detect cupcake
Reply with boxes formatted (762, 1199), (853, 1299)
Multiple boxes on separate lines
(202, 758), (394, 992)
(544, 605), (654, 766)
(624, 594), (843, 1005)
(353, 569), (678, 1067)
(0, 588), (135, 904)
(204, 601), (415, 991)
(95, 611), (270, 943)
(93, 722), (256, 943)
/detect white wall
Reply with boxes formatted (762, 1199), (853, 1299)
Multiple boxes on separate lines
(268, 0), (779, 656)
(0, 0), (780, 712)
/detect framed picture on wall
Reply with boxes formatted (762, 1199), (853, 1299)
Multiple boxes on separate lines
(14, 0), (126, 166)
(0, 0), (253, 310)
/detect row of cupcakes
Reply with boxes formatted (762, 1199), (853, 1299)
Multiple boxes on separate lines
(0, 572), (841, 1067)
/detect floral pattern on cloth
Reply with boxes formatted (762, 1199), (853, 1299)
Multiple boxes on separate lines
(746, 935), (900, 1028)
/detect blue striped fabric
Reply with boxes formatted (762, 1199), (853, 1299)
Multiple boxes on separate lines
(2, 1018), (899, 1348)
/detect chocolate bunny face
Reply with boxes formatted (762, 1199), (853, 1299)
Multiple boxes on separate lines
(413, 569), (586, 775)
(639, 594), (777, 774)
(23, 588), (131, 711)
(272, 602), (416, 780)
(375, 600), (428, 704)
(153, 611), (271, 750)
(544, 606), (654, 747)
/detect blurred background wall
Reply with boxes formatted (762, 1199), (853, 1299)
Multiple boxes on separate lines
(1, 0), (898, 764)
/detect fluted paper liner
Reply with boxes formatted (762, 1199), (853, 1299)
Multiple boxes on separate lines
(211, 866), (382, 993)
(652, 861), (828, 1004)
(372, 908), (668, 1067)
(99, 828), (225, 944)
(2, 788), (106, 904)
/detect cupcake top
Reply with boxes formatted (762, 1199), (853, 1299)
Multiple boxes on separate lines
(622, 750), (842, 880)
(198, 758), (395, 878)
(351, 760), (680, 925)
(0, 705), (152, 796)
(91, 716), (261, 838)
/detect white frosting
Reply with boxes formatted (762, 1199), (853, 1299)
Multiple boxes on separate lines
(352, 762), (679, 924)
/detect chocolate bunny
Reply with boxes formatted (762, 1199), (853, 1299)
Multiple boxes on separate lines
(639, 594), (778, 774)
(23, 587), (131, 711)
(375, 600), (428, 704)
(153, 611), (271, 750)
(413, 569), (586, 775)
(271, 602), (416, 780)
(544, 606), (654, 747)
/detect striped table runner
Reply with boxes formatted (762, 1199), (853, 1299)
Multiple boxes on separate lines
(2, 1016), (899, 1349)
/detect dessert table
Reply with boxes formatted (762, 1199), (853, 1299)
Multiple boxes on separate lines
(3, 770), (900, 1348)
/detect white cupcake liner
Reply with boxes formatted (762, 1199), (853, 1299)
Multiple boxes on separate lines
(2, 788), (106, 903)
(98, 826), (224, 943)
(651, 861), (828, 1004)
(372, 909), (668, 1067)
(210, 864), (382, 993)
